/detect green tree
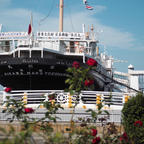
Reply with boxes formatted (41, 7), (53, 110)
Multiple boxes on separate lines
(122, 92), (144, 144)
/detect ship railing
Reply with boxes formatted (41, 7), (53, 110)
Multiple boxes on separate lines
(1, 90), (136, 110)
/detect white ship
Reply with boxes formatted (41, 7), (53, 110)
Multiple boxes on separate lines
(0, 0), (119, 92)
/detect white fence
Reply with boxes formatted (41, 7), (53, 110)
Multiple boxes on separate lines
(0, 90), (137, 123)
(1, 90), (136, 110)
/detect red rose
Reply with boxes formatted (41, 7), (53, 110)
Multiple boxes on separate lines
(91, 128), (97, 136)
(84, 80), (89, 86)
(119, 136), (123, 141)
(84, 79), (94, 86)
(122, 132), (128, 141)
(92, 137), (101, 144)
(72, 61), (80, 69)
(119, 132), (128, 142)
(89, 80), (94, 85)
(48, 94), (55, 100)
(24, 108), (34, 114)
(4, 87), (12, 93)
(134, 120), (143, 127)
(86, 58), (97, 66)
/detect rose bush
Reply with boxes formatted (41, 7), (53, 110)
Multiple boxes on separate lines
(65, 58), (97, 94)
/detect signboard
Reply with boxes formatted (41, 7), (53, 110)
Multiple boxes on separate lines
(0, 32), (28, 40)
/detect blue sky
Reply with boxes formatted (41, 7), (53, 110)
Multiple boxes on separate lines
(0, 0), (144, 72)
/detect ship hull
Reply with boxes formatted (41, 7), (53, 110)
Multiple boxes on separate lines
(0, 52), (106, 91)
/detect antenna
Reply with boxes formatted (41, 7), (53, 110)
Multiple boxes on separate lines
(95, 28), (103, 42)
(0, 24), (2, 32)
(82, 24), (85, 33)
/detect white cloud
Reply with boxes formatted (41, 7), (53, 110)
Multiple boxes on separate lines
(0, 8), (43, 31)
(0, 0), (11, 8)
(99, 26), (135, 49)
(92, 5), (107, 14)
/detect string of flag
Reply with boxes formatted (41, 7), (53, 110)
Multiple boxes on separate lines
(83, 0), (93, 10)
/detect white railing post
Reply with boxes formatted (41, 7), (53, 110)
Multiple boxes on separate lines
(3, 91), (7, 104)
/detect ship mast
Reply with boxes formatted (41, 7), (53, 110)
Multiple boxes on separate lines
(59, 0), (63, 32)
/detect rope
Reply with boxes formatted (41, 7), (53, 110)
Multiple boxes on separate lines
(67, 4), (75, 32)
(39, 0), (56, 26)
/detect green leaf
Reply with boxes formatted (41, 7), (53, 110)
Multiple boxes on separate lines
(65, 79), (70, 84)
(70, 90), (74, 95)
(103, 110), (110, 116)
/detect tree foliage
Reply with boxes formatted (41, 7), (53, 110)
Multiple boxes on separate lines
(122, 92), (144, 144)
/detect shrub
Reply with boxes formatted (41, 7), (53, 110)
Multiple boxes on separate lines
(122, 92), (144, 144)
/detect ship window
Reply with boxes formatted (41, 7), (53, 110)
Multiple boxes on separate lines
(20, 51), (29, 58)
(65, 33), (68, 36)
(59, 33), (61, 36)
(31, 51), (41, 58)
(55, 33), (58, 36)
(139, 74), (144, 84)
(62, 33), (64, 36)
(139, 75), (144, 92)
(41, 32), (43, 36)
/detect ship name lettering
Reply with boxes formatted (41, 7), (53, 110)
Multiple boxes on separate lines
(1, 61), (7, 64)
(22, 59), (39, 63)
